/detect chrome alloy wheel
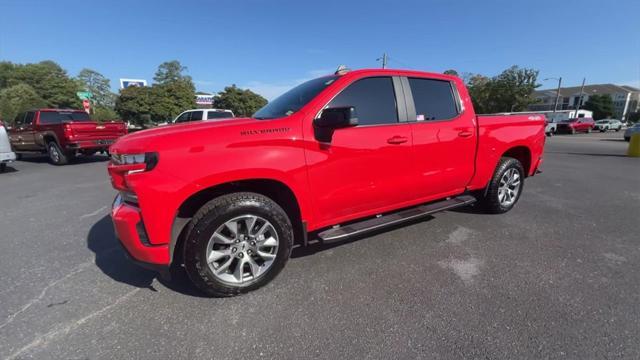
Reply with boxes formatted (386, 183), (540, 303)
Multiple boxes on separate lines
(498, 168), (521, 207)
(206, 215), (279, 285)
(49, 144), (60, 163)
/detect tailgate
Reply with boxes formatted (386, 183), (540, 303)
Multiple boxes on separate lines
(68, 122), (126, 140)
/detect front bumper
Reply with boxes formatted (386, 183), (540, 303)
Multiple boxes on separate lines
(111, 194), (170, 269)
(0, 151), (16, 163)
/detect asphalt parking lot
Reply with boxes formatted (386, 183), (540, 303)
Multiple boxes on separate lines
(1, 132), (639, 359)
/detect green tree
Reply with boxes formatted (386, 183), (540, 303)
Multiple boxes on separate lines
(0, 61), (16, 89)
(583, 94), (615, 120)
(92, 106), (119, 122)
(77, 68), (116, 108)
(466, 65), (539, 113)
(8, 61), (81, 108)
(115, 86), (153, 125)
(0, 84), (46, 124)
(150, 80), (195, 121)
(443, 69), (459, 76)
(214, 85), (267, 117)
(154, 60), (191, 84)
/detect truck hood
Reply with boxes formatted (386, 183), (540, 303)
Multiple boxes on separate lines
(110, 117), (284, 154)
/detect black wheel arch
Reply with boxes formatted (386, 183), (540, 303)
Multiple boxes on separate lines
(169, 179), (304, 265)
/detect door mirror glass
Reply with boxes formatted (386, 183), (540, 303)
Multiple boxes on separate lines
(313, 107), (358, 143)
(315, 107), (358, 129)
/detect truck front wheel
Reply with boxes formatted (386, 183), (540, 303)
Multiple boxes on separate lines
(183, 192), (293, 297)
(479, 157), (525, 214)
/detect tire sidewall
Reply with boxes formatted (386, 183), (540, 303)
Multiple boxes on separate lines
(184, 194), (293, 296)
(483, 158), (525, 214)
(496, 159), (524, 212)
(48, 142), (66, 165)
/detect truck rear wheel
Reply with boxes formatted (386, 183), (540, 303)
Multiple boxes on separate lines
(47, 142), (70, 165)
(479, 157), (525, 214)
(183, 192), (293, 297)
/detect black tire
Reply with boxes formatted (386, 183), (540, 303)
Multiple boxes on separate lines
(183, 192), (293, 297)
(478, 157), (525, 214)
(570, 128), (576, 134)
(47, 141), (69, 165)
(625, 137), (630, 142)
(0, 163), (6, 173)
(15, 153), (22, 161)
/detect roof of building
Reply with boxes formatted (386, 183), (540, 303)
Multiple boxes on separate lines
(535, 83), (640, 98)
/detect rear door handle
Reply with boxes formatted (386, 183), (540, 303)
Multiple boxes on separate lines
(458, 130), (473, 138)
(387, 136), (408, 145)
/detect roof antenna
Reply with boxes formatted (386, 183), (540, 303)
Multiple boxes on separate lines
(335, 65), (351, 75)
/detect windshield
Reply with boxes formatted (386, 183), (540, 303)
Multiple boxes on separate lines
(253, 76), (338, 120)
(596, 120), (608, 124)
(40, 111), (91, 124)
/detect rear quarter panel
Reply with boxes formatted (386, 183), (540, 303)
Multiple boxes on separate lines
(468, 114), (545, 190)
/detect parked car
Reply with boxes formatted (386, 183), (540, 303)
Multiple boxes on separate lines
(8, 109), (127, 165)
(0, 120), (16, 172)
(556, 118), (595, 134)
(173, 109), (235, 124)
(594, 119), (623, 132)
(108, 68), (545, 297)
(545, 117), (557, 136)
(624, 122), (640, 141)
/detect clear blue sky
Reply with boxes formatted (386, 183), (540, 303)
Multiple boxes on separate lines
(1, 0), (639, 99)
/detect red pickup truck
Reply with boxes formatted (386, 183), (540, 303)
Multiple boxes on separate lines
(109, 68), (545, 297)
(8, 109), (127, 165)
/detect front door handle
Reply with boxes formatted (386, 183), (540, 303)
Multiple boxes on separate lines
(458, 130), (473, 138)
(387, 136), (408, 145)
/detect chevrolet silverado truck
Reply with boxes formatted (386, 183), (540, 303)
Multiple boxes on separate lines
(8, 109), (127, 165)
(108, 68), (545, 297)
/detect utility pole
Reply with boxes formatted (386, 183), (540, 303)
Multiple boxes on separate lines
(553, 77), (562, 113)
(377, 53), (388, 69)
(575, 77), (586, 117)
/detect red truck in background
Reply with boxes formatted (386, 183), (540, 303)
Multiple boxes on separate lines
(555, 117), (595, 134)
(8, 109), (127, 165)
(108, 68), (545, 297)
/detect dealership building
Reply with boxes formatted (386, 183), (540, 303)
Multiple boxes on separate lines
(528, 84), (640, 120)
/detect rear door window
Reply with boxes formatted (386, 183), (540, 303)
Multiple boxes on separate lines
(24, 112), (35, 125)
(408, 78), (458, 121)
(328, 77), (398, 126)
(207, 111), (232, 120)
(190, 111), (203, 121)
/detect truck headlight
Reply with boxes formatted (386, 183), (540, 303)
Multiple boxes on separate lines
(110, 152), (158, 171)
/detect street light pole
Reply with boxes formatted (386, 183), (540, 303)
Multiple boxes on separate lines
(553, 77), (562, 113)
(575, 77), (586, 116)
(544, 77), (563, 113)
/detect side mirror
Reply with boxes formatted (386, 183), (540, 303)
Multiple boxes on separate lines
(313, 107), (358, 142)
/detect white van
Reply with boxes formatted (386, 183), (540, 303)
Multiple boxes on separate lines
(0, 120), (17, 172)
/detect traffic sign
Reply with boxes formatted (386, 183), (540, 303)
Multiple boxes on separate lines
(77, 91), (93, 100)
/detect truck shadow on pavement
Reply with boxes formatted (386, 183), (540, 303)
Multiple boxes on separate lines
(545, 150), (629, 158)
(87, 215), (207, 297)
(17, 154), (109, 164)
